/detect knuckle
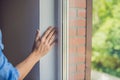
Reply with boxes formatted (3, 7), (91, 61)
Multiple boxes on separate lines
(44, 42), (47, 46)
(41, 38), (45, 42)
(45, 43), (49, 47)
(45, 31), (48, 35)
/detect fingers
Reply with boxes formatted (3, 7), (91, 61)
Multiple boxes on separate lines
(33, 27), (57, 58)
(35, 29), (40, 42)
(42, 26), (54, 39)
(46, 28), (56, 43)
(48, 34), (56, 45)
(50, 41), (56, 49)
(40, 26), (57, 46)
(41, 27), (56, 45)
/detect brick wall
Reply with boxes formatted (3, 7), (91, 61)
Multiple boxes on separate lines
(69, 0), (92, 80)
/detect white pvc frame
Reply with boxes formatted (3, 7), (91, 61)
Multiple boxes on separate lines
(57, 0), (69, 80)
(62, 0), (69, 80)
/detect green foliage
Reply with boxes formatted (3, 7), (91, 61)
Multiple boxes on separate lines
(92, 0), (120, 77)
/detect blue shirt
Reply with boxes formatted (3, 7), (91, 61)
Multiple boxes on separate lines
(0, 30), (19, 80)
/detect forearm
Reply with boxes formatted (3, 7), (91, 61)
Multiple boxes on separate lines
(16, 51), (41, 80)
(16, 27), (56, 80)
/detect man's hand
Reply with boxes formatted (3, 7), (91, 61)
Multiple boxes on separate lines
(16, 27), (57, 80)
(33, 26), (56, 58)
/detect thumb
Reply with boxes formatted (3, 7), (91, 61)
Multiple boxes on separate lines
(35, 29), (40, 42)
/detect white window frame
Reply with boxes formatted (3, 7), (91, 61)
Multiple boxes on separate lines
(58, 0), (69, 80)
(61, 0), (69, 80)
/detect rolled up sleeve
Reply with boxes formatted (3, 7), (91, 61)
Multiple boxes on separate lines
(0, 30), (19, 80)
(0, 47), (19, 80)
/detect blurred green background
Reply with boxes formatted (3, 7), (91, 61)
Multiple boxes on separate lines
(92, 0), (120, 77)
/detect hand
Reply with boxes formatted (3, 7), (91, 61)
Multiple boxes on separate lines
(32, 26), (57, 59)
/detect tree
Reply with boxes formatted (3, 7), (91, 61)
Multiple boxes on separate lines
(92, 0), (120, 77)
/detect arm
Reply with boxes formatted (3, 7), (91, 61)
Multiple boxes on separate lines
(16, 27), (56, 80)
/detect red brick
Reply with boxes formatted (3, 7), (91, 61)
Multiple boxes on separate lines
(77, 73), (85, 80)
(69, 28), (76, 36)
(77, 46), (85, 54)
(77, 56), (85, 62)
(69, 65), (77, 73)
(69, 38), (77, 46)
(69, 56), (76, 64)
(69, 72), (84, 80)
(69, 73), (77, 80)
(69, 75), (74, 80)
(69, 0), (87, 79)
(69, 0), (86, 8)
(69, 37), (85, 46)
(77, 64), (85, 71)
(69, 9), (77, 17)
(69, 19), (86, 27)
(78, 9), (86, 18)
(77, 38), (85, 45)
(73, 73), (78, 80)
(69, 47), (77, 54)
(69, 55), (85, 64)
(77, 28), (86, 36)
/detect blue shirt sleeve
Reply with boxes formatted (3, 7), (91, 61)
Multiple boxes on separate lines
(0, 30), (19, 80)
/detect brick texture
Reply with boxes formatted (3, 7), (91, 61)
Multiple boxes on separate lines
(69, 0), (86, 8)
(69, 19), (86, 27)
(69, 0), (87, 80)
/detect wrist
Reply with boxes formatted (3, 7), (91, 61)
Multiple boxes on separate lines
(31, 51), (42, 62)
